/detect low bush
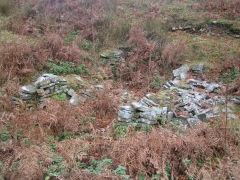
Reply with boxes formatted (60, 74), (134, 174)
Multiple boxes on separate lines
(0, 39), (37, 84)
(161, 40), (186, 69)
(45, 59), (90, 75)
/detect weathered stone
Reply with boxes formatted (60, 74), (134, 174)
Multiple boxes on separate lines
(131, 102), (148, 112)
(139, 97), (158, 107)
(67, 89), (76, 97)
(20, 85), (37, 94)
(100, 49), (123, 59)
(179, 84), (193, 90)
(230, 97), (240, 104)
(117, 65), (233, 127)
(139, 108), (161, 123)
(171, 79), (180, 85)
(206, 83), (220, 93)
(187, 118), (201, 127)
(213, 96), (226, 104)
(34, 74), (58, 87)
(167, 111), (174, 121)
(65, 74), (86, 89)
(70, 95), (79, 105)
(188, 79), (208, 89)
(173, 65), (189, 80)
(122, 92), (130, 102)
(197, 113), (207, 122)
(162, 107), (168, 115)
(118, 106), (133, 122)
(191, 64), (203, 72)
(18, 73), (82, 105)
(20, 93), (35, 100)
(95, 85), (104, 90)
(194, 92), (207, 101)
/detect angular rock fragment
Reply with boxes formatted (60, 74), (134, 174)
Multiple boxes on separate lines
(70, 95), (79, 105)
(187, 118), (201, 127)
(20, 85), (37, 94)
(118, 106), (133, 122)
(191, 64), (203, 76)
(173, 65), (189, 80)
(206, 83), (220, 93)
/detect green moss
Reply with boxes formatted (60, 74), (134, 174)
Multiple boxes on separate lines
(100, 49), (119, 59)
(230, 25), (240, 34)
(64, 74), (88, 90)
(52, 93), (67, 101)
(212, 20), (233, 28)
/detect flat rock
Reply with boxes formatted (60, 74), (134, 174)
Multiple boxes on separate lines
(139, 97), (158, 107)
(230, 97), (240, 104)
(191, 64), (203, 72)
(100, 49), (123, 59)
(187, 118), (201, 128)
(20, 85), (37, 94)
(94, 85), (104, 90)
(206, 83), (220, 93)
(65, 74), (86, 89)
(20, 93), (35, 100)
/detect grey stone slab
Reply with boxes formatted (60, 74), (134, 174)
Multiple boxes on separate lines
(187, 118), (201, 128)
(20, 85), (37, 94)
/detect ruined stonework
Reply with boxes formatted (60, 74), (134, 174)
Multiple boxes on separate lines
(19, 74), (79, 105)
(118, 64), (240, 127)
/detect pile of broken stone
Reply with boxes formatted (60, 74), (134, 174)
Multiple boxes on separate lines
(118, 64), (240, 128)
(16, 74), (79, 105)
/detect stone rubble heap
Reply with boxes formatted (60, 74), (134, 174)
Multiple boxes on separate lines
(118, 64), (240, 128)
(19, 74), (79, 105)
(118, 95), (167, 126)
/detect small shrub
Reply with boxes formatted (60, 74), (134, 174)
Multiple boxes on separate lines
(162, 40), (186, 69)
(113, 125), (127, 138)
(77, 39), (93, 51)
(76, 64), (90, 75)
(77, 162), (86, 169)
(85, 158), (112, 174)
(1, 130), (9, 142)
(114, 165), (130, 179)
(45, 59), (89, 75)
(64, 33), (79, 43)
(11, 161), (20, 172)
(151, 75), (162, 90)
(46, 59), (75, 75)
(45, 155), (66, 179)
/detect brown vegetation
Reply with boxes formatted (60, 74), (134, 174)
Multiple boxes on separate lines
(111, 124), (239, 179)
(199, 0), (240, 19)
(0, 39), (36, 83)
(0, 0), (240, 179)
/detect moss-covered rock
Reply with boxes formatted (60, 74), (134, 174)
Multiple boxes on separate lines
(64, 74), (89, 90)
(100, 49), (123, 59)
